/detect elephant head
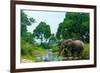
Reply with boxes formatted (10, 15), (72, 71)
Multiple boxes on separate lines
(58, 39), (73, 56)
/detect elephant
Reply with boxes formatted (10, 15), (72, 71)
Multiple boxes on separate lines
(58, 39), (84, 59)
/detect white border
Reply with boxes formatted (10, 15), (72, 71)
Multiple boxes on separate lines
(16, 4), (94, 69)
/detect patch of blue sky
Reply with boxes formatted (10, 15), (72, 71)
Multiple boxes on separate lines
(23, 10), (66, 35)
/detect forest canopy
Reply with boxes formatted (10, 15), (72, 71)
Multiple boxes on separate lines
(56, 12), (89, 42)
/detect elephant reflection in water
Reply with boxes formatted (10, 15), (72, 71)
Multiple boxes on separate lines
(58, 39), (84, 60)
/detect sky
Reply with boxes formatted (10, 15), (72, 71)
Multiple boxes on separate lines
(23, 10), (66, 34)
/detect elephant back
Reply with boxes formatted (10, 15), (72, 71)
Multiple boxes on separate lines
(72, 40), (84, 50)
(74, 40), (84, 46)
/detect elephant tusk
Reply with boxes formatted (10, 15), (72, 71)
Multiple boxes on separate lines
(58, 48), (65, 57)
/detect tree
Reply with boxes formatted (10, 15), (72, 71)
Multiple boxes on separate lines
(21, 10), (35, 36)
(56, 12), (89, 42)
(21, 10), (37, 60)
(56, 23), (63, 40)
(21, 10), (36, 44)
(21, 32), (34, 44)
(49, 34), (57, 45)
(33, 22), (51, 44)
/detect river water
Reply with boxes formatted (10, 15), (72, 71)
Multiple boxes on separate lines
(35, 49), (63, 62)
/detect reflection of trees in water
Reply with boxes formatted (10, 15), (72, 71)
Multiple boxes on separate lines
(35, 49), (62, 62)
(35, 48), (87, 62)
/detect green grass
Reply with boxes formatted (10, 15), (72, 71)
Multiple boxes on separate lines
(21, 40), (47, 62)
(22, 55), (37, 62)
(81, 43), (89, 59)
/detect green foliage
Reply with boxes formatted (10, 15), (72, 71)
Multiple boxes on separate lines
(21, 32), (34, 44)
(48, 34), (57, 47)
(33, 21), (51, 43)
(82, 43), (90, 59)
(21, 39), (47, 62)
(40, 43), (50, 49)
(21, 10), (35, 35)
(21, 39), (34, 56)
(29, 17), (35, 23)
(56, 12), (89, 42)
(51, 44), (59, 52)
(22, 55), (37, 62)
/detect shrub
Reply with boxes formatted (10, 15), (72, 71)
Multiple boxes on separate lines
(81, 43), (89, 59)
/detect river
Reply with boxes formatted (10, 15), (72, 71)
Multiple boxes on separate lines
(35, 49), (63, 62)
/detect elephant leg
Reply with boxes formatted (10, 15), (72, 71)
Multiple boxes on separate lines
(74, 52), (80, 59)
(63, 49), (71, 60)
(71, 48), (78, 60)
(67, 50), (73, 60)
(67, 50), (72, 57)
(77, 49), (83, 59)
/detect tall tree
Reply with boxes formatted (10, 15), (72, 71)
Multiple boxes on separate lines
(21, 10), (36, 45)
(21, 10), (35, 36)
(33, 22), (51, 44)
